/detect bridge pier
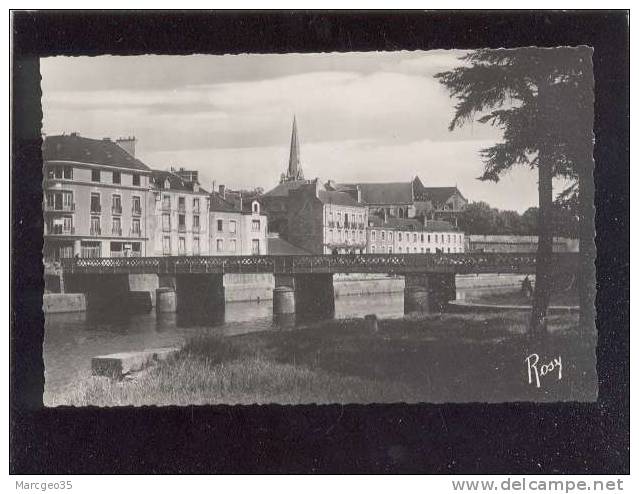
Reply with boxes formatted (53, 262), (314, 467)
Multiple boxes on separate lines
(273, 273), (335, 317)
(404, 273), (456, 314)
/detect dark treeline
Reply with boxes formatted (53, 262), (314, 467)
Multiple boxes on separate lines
(458, 201), (579, 238)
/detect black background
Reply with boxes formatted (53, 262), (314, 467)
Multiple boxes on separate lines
(11, 10), (629, 474)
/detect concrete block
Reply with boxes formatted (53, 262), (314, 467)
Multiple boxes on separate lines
(42, 293), (87, 314)
(91, 347), (180, 378)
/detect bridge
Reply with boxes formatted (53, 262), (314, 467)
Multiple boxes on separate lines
(60, 253), (579, 316)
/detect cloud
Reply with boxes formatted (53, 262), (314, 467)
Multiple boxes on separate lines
(41, 51), (543, 212)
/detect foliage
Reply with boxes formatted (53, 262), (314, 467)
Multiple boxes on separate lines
(459, 201), (579, 237)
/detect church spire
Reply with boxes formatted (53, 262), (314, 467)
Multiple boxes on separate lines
(286, 115), (304, 181)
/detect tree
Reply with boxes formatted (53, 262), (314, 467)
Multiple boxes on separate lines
(436, 47), (593, 337)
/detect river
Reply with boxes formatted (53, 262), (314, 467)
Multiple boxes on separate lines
(43, 284), (520, 404)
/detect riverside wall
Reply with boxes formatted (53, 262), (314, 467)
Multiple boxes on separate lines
(43, 273), (528, 313)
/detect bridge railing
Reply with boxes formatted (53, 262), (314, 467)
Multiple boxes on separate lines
(61, 252), (579, 275)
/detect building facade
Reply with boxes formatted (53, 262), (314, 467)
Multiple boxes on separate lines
(209, 186), (269, 255)
(43, 133), (152, 261)
(147, 170), (210, 256)
(286, 180), (369, 254)
(366, 216), (465, 254)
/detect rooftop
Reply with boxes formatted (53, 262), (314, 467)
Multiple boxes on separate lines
(330, 182), (414, 205)
(150, 170), (209, 194)
(43, 134), (151, 172)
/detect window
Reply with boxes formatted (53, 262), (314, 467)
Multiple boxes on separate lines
(381, 231), (385, 241)
(253, 202), (259, 213)
(113, 171), (121, 184)
(132, 173), (140, 186)
(163, 236), (171, 255)
(217, 219), (223, 232)
(447, 234), (451, 243)
(112, 217), (122, 236)
(447, 247), (450, 253)
(132, 196), (141, 215)
(426, 248), (431, 253)
(161, 214), (171, 232)
(435, 234), (439, 243)
(91, 169), (101, 182)
(371, 246), (375, 253)
(428, 234), (431, 242)
(112, 195), (122, 214)
(193, 197), (200, 213)
(421, 234), (424, 242)
(216, 239), (224, 252)
(372, 231), (376, 241)
(413, 234), (417, 242)
(193, 215), (200, 232)
(388, 247), (392, 253)
(178, 196), (186, 212)
(131, 219), (141, 235)
(63, 166), (73, 179)
(81, 241), (101, 258)
(178, 237), (186, 255)
(229, 239), (237, 252)
(90, 193), (101, 213)
(110, 242), (124, 257)
(178, 214), (186, 232)
(252, 239), (260, 255)
(162, 195), (171, 210)
(252, 219), (260, 232)
(399, 246), (402, 253)
(229, 220), (237, 234)
(389, 232), (393, 241)
(193, 237), (200, 255)
(50, 166), (63, 179)
(90, 216), (101, 236)
(398, 233), (402, 241)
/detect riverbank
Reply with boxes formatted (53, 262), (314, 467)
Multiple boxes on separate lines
(48, 311), (597, 406)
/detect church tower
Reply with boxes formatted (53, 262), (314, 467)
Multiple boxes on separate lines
(281, 115), (305, 183)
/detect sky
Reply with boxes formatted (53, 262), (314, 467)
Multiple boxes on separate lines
(41, 51), (556, 212)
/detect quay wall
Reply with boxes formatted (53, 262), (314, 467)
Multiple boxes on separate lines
(43, 273), (528, 312)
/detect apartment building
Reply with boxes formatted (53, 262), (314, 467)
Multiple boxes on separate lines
(42, 133), (152, 261)
(209, 185), (269, 255)
(286, 179), (369, 254)
(366, 215), (465, 254)
(147, 170), (210, 256)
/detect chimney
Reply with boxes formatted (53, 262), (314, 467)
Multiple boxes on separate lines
(211, 180), (216, 194)
(356, 185), (362, 203)
(116, 136), (136, 157)
(219, 184), (226, 199)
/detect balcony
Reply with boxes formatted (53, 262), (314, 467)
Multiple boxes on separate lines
(90, 226), (101, 236)
(130, 229), (142, 237)
(90, 204), (102, 214)
(111, 205), (123, 215)
(44, 202), (76, 213)
(48, 226), (75, 235)
(132, 206), (142, 216)
(192, 225), (200, 233)
(178, 224), (186, 233)
(161, 202), (171, 212)
(112, 227), (123, 236)
(178, 203), (186, 213)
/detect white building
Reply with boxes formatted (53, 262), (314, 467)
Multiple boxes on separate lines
(147, 169), (210, 256)
(366, 216), (465, 254)
(209, 186), (269, 255)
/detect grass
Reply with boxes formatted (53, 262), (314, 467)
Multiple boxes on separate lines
(48, 311), (597, 406)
